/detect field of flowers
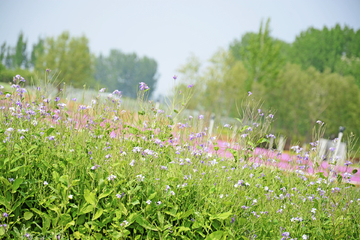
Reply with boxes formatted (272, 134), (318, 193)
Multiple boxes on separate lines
(0, 74), (360, 239)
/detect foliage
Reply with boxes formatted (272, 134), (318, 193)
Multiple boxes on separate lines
(94, 50), (158, 98)
(34, 31), (95, 90)
(0, 73), (359, 239)
(229, 18), (288, 90)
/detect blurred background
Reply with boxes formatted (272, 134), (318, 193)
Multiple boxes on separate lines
(1, 0), (360, 152)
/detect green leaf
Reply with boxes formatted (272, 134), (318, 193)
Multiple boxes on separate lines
(214, 146), (219, 151)
(93, 208), (103, 220)
(98, 190), (113, 200)
(177, 226), (191, 233)
(256, 138), (269, 145)
(73, 231), (81, 239)
(24, 212), (33, 220)
(84, 189), (96, 207)
(210, 211), (232, 221)
(31, 208), (45, 217)
(78, 204), (94, 215)
(45, 127), (55, 136)
(0, 227), (5, 236)
(205, 230), (224, 240)
(138, 111), (145, 115)
(174, 109), (179, 113)
(235, 118), (242, 124)
(136, 215), (158, 231)
(337, 174), (343, 184)
(181, 208), (195, 219)
(10, 165), (25, 172)
(148, 192), (157, 200)
(12, 178), (24, 193)
(352, 169), (358, 174)
(131, 200), (140, 206)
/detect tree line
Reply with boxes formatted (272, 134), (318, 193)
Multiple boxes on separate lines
(0, 31), (158, 98)
(177, 19), (360, 149)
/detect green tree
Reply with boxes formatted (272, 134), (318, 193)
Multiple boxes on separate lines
(35, 31), (95, 90)
(290, 24), (360, 73)
(13, 32), (28, 69)
(94, 50), (158, 98)
(30, 38), (45, 69)
(229, 19), (287, 91)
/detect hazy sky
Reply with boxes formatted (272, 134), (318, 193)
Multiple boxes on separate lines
(1, 0), (359, 97)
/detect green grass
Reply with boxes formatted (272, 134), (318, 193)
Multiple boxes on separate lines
(0, 76), (359, 239)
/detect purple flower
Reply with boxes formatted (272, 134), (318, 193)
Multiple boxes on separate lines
(2, 212), (8, 218)
(173, 75), (177, 80)
(248, 91), (252, 96)
(54, 97), (60, 102)
(48, 136), (55, 141)
(139, 82), (149, 91)
(231, 214), (235, 224)
(268, 114), (274, 119)
(187, 84), (194, 88)
(198, 115), (204, 120)
(46, 69), (51, 73)
(72, 98), (77, 101)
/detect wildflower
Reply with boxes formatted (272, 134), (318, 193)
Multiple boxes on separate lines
(48, 136), (55, 141)
(198, 115), (204, 119)
(116, 194), (122, 199)
(107, 175), (117, 181)
(129, 160), (135, 166)
(2, 212), (8, 218)
(157, 201), (162, 205)
(68, 195), (73, 199)
(311, 208), (317, 214)
(137, 174), (145, 181)
(264, 186), (269, 191)
(43, 181), (48, 186)
(231, 214), (235, 224)
(241, 134), (248, 138)
(187, 84), (194, 88)
(139, 82), (149, 90)
(170, 191), (175, 196)
(8, 178), (14, 182)
(99, 88), (106, 92)
(173, 75), (177, 80)
(268, 114), (274, 119)
(302, 235), (308, 240)
(248, 91), (252, 96)
(146, 200), (152, 205)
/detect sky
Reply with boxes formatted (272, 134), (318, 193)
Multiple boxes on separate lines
(1, 0), (360, 97)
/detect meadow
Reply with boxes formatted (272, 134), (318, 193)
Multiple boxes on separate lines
(0, 74), (359, 240)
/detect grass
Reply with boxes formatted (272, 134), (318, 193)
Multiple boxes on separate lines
(0, 75), (359, 239)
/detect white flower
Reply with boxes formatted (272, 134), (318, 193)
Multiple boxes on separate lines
(129, 160), (135, 166)
(219, 194), (224, 199)
(43, 181), (48, 186)
(302, 235), (308, 240)
(146, 200), (151, 205)
(311, 208), (317, 214)
(264, 186), (269, 191)
(68, 195), (73, 199)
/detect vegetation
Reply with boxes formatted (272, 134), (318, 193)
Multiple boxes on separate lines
(0, 74), (359, 239)
(178, 19), (360, 149)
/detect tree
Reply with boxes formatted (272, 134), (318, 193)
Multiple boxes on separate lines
(229, 18), (286, 91)
(35, 31), (95, 90)
(94, 50), (158, 98)
(290, 24), (360, 73)
(30, 38), (44, 69)
(13, 32), (28, 69)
